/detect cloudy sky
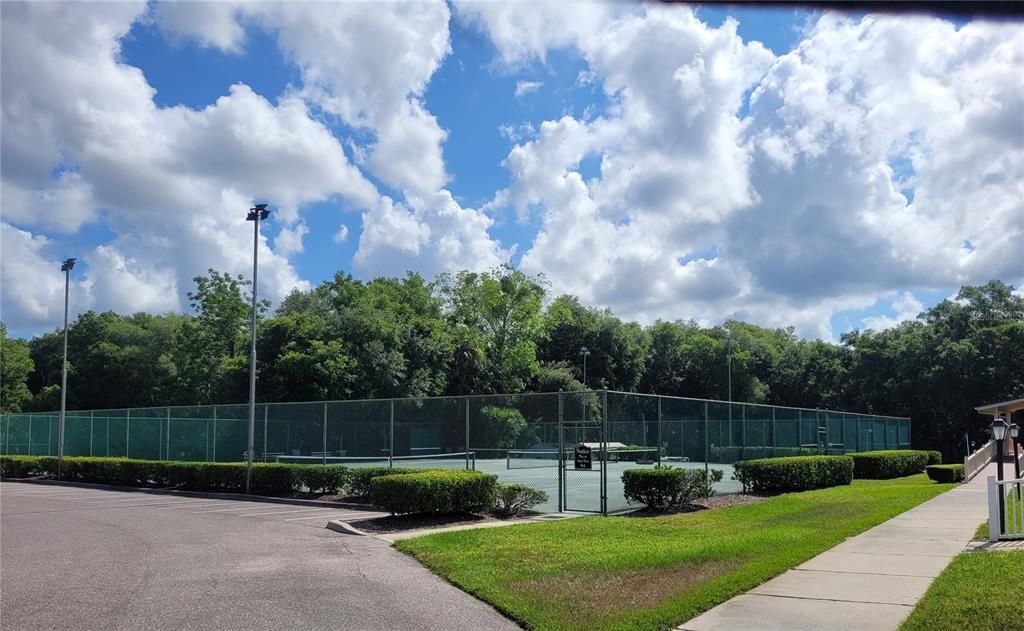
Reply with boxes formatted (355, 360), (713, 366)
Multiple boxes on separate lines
(2, 1), (1022, 340)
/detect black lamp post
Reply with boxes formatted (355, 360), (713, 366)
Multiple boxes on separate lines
(991, 417), (1008, 534)
(579, 346), (590, 388)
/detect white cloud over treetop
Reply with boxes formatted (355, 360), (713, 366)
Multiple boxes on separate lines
(1, 2), (1021, 341)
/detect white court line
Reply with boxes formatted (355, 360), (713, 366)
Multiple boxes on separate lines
(238, 507), (336, 517)
(284, 512), (383, 521)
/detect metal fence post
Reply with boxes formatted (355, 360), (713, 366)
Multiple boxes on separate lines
(90, 411), (95, 456)
(465, 399), (470, 470)
(47, 416), (52, 456)
(106, 417), (110, 456)
(601, 390), (608, 515)
(28, 416), (33, 455)
(323, 403), (328, 465)
(165, 408), (171, 460)
(557, 391), (564, 513)
(212, 406), (217, 462)
(657, 396), (663, 466)
(125, 409), (130, 458)
(771, 407), (776, 455)
(263, 405), (268, 463)
(704, 402), (710, 475)
(389, 400), (395, 468)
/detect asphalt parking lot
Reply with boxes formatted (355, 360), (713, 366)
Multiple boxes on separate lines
(0, 481), (519, 631)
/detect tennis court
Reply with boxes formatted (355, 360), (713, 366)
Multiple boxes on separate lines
(0, 390), (909, 514)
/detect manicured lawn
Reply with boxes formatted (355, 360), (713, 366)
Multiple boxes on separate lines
(397, 475), (954, 631)
(900, 551), (1024, 631)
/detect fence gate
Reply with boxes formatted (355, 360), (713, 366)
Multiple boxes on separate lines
(559, 420), (605, 513)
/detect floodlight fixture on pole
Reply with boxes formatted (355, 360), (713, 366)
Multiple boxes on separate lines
(245, 204), (270, 494)
(57, 258), (76, 480)
(579, 346), (590, 388)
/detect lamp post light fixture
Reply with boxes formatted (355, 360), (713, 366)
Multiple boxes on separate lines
(579, 346), (591, 388)
(245, 203), (270, 494)
(991, 416), (1008, 533)
(57, 258), (76, 480)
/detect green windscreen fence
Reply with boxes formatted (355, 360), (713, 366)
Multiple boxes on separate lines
(0, 391), (911, 514)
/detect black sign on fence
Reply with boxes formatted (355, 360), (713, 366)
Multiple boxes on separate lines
(574, 444), (592, 470)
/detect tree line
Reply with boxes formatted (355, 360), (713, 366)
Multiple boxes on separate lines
(1, 267), (1021, 459)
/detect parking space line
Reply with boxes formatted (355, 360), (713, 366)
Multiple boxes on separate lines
(285, 512), (385, 521)
(193, 505), (281, 513)
(238, 507), (336, 517)
(150, 501), (227, 510)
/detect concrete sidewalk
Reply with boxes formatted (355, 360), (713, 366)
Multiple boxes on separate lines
(678, 463), (998, 631)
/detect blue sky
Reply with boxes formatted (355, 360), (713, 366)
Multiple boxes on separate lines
(2, 2), (1021, 340)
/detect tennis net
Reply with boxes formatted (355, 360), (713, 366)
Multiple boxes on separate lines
(506, 449), (569, 469)
(275, 451), (475, 469)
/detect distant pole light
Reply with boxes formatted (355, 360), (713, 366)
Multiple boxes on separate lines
(245, 203), (269, 494)
(579, 346), (591, 388)
(57, 258), (77, 479)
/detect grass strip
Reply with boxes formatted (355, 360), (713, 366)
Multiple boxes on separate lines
(900, 550), (1024, 631)
(397, 475), (954, 631)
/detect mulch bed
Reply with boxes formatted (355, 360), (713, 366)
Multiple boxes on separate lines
(626, 493), (768, 517)
(347, 510), (542, 534)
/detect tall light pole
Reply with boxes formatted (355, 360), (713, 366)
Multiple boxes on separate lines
(245, 203), (269, 494)
(57, 258), (76, 479)
(579, 346), (591, 388)
(725, 328), (733, 421)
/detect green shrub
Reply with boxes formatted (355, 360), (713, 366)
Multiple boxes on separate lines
(347, 466), (422, 497)
(251, 464), (297, 495)
(927, 450), (943, 465)
(0, 455), (56, 477)
(851, 450), (929, 479)
(732, 456), (854, 493)
(926, 464), (964, 483)
(495, 483), (549, 515)
(622, 466), (725, 509)
(0, 456), (304, 494)
(370, 470), (498, 515)
(294, 465), (349, 494)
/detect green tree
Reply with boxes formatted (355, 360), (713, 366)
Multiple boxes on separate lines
(439, 266), (546, 393)
(0, 323), (34, 412)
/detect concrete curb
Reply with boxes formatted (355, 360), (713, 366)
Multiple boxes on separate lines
(326, 520), (371, 536)
(1, 477), (377, 511)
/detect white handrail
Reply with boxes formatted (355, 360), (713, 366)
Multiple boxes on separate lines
(965, 439), (995, 481)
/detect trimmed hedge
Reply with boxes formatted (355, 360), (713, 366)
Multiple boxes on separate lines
(926, 464), (964, 483)
(0, 455), (57, 477)
(347, 466), (424, 498)
(370, 470), (498, 515)
(294, 465), (349, 494)
(495, 483), (549, 516)
(622, 466), (724, 509)
(732, 456), (854, 493)
(851, 450), (929, 479)
(1, 455), (317, 495)
(927, 451), (942, 465)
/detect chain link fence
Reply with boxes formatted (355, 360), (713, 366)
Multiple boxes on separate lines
(0, 391), (910, 514)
